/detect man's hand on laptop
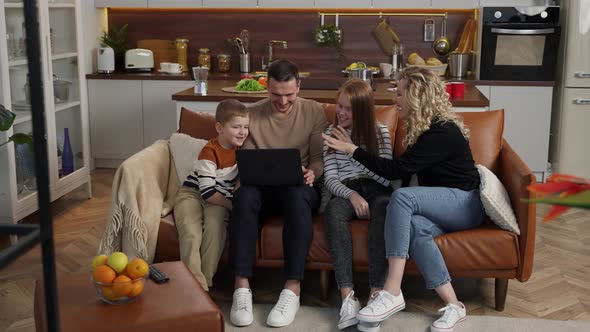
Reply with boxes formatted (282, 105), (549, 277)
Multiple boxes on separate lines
(302, 166), (314, 187)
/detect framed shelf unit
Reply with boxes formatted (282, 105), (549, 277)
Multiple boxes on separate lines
(0, 0), (91, 235)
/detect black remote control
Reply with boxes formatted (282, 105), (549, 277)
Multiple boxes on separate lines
(149, 264), (170, 283)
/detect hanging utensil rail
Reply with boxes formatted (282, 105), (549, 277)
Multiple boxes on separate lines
(318, 12), (447, 18)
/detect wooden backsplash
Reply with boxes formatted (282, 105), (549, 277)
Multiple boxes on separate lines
(108, 8), (475, 77)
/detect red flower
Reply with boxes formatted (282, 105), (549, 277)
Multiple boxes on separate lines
(526, 174), (590, 222)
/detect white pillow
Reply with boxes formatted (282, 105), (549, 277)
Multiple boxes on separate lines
(169, 133), (208, 184)
(476, 164), (520, 235)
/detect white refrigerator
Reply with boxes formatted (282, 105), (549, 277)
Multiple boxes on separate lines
(550, 0), (590, 178)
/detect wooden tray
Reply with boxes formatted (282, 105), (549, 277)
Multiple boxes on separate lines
(221, 86), (267, 94)
(137, 39), (177, 67)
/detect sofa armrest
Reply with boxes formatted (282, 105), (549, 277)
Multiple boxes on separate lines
(497, 139), (536, 282)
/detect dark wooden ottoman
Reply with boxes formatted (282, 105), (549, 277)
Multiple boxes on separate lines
(34, 261), (224, 332)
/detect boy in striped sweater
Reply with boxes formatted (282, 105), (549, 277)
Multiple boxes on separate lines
(173, 99), (249, 291)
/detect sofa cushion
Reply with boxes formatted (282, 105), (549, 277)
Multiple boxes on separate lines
(394, 109), (504, 173)
(169, 133), (208, 184)
(178, 107), (218, 140)
(477, 164), (519, 234)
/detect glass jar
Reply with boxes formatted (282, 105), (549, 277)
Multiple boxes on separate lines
(217, 54), (231, 73)
(198, 48), (211, 69)
(175, 38), (189, 72)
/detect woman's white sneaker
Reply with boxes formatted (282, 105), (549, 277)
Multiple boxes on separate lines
(230, 288), (254, 326)
(430, 302), (467, 332)
(266, 289), (300, 327)
(356, 290), (405, 323)
(338, 291), (361, 329)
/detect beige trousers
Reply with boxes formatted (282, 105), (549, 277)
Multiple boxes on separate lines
(173, 187), (229, 291)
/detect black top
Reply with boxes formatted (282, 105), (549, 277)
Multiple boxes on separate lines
(352, 120), (480, 191)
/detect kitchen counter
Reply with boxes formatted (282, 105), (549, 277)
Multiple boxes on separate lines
(171, 79), (489, 108)
(86, 71), (554, 87)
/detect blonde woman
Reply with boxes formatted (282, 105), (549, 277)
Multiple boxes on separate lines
(322, 67), (485, 332)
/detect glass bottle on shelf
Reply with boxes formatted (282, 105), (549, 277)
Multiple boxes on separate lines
(175, 38), (189, 72)
(198, 48), (211, 69)
(62, 128), (74, 175)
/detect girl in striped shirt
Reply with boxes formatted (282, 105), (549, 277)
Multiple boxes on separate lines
(322, 79), (393, 331)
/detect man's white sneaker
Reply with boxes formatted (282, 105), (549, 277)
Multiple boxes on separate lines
(266, 289), (300, 327)
(230, 288), (254, 327)
(430, 302), (467, 332)
(338, 291), (361, 330)
(356, 290), (405, 323)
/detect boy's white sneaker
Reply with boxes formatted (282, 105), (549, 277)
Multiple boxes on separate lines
(357, 290), (405, 323)
(230, 288), (254, 327)
(338, 291), (361, 330)
(266, 289), (300, 327)
(430, 302), (466, 332)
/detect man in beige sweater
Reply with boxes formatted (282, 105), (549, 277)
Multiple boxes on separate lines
(229, 59), (329, 328)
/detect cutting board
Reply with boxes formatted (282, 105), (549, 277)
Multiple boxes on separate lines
(221, 86), (267, 94)
(137, 39), (177, 67)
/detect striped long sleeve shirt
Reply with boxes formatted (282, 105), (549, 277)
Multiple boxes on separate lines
(183, 138), (238, 199)
(323, 123), (393, 198)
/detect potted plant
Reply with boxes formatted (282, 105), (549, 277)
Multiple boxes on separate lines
(0, 104), (32, 149)
(313, 24), (344, 62)
(526, 174), (590, 221)
(99, 24), (129, 70)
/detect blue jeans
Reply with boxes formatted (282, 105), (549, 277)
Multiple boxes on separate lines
(385, 187), (485, 289)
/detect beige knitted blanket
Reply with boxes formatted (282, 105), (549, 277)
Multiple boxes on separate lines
(98, 140), (179, 262)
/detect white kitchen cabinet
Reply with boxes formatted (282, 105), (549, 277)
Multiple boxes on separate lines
(550, 88), (590, 179)
(315, 0), (372, 8)
(202, 0), (257, 8)
(88, 80), (142, 164)
(95, 0), (147, 7)
(431, 0), (479, 8)
(0, 0), (91, 228)
(142, 80), (194, 144)
(488, 86), (552, 179)
(479, 0), (555, 6)
(148, 0), (202, 8)
(372, 0), (430, 8)
(88, 79), (194, 167)
(258, 0), (315, 7)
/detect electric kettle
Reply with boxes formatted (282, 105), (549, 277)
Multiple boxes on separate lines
(97, 47), (115, 74)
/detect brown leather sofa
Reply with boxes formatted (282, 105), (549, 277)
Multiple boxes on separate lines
(154, 105), (536, 311)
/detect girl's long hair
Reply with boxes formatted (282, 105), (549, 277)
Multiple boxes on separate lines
(397, 67), (469, 147)
(334, 79), (382, 155)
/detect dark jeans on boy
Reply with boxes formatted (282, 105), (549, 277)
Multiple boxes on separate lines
(229, 184), (320, 280)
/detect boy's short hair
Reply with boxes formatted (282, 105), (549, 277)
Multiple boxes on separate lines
(215, 98), (248, 124)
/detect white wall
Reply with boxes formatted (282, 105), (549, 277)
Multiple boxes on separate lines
(81, 3), (104, 74)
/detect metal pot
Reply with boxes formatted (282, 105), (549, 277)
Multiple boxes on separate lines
(348, 68), (374, 85)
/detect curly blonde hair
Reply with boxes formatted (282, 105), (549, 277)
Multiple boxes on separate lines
(397, 66), (469, 147)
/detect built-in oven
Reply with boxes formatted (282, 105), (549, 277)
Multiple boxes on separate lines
(478, 6), (561, 81)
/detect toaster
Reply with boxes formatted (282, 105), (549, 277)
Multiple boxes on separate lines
(125, 48), (154, 71)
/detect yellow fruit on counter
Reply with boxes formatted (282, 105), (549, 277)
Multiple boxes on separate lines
(345, 62), (367, 71)
(408, 53), (426, 65)
(426, 57), (443, 66)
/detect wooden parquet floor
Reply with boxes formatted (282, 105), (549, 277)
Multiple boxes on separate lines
(1, 168), (589, 332)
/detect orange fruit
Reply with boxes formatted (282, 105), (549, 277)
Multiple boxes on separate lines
(128, 279), (144, 297)
(126, 258), (149, 279)
(258, 76), (267, 87)
(112, 275), (133, 297)
(93, 265), (116, 283)
(102, 286), (119, 301)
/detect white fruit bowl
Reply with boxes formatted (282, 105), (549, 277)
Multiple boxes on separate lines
(405, 64), (448, 76)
